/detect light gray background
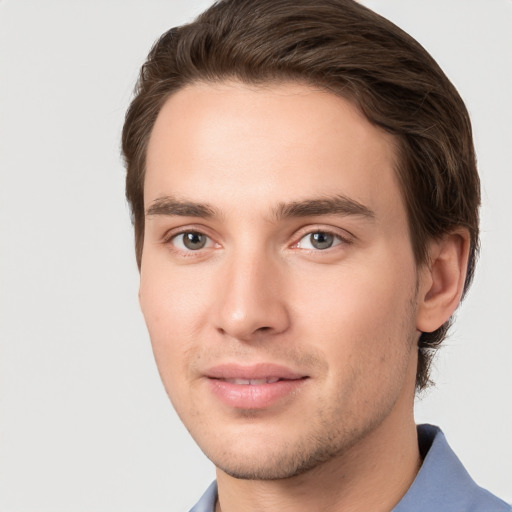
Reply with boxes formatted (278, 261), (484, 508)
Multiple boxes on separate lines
(0, 1), (510, 510)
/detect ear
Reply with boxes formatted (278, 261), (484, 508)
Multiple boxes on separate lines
(416, 229), (470, 333)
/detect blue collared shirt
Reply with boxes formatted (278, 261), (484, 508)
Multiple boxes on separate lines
(189, 424), (510, 511)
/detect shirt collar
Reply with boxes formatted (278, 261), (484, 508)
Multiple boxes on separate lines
(189, 424), (509, 512)
(393, 423), (508, 511)
(189, 480), (217, 512)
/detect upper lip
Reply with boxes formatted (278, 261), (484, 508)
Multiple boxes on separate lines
(205, 363), (307, 381)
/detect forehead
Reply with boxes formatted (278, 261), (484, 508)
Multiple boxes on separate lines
(145, 81), (402, 219)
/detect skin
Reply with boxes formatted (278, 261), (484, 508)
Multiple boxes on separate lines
(139, 82), (468, 512)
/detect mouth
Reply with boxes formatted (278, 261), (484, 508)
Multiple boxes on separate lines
(220, 377), (283, 385)
(204, 363), (309, 409)
(205, 362), (307, 381)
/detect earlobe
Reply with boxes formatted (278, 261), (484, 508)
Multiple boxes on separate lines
(416, 230), (470, 333)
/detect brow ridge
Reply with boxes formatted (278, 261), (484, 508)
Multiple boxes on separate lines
(146, 196), (216, 218)
(145, 194), (375, 222)
(273, 195), (375, 220)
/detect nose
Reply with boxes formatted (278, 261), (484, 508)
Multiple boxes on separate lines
(213, 247), (290, 342)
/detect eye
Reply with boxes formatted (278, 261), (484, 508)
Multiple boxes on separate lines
(171, 231), (212, 251)
(296, 231), (343, 250)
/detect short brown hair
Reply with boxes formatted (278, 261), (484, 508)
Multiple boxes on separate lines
(122, 0), (480, 390)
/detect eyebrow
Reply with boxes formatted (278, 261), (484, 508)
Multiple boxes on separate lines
(145, 194), (375, 221)
(272, 195), (375, 221)
(146, 196), (217, 218)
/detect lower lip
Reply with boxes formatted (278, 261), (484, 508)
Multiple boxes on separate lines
(207, 378), (307, 409)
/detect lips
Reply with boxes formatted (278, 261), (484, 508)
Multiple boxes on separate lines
(205, 363), (305, 381)
(223, 377), (280, 385)
(204, 363), (308, 409)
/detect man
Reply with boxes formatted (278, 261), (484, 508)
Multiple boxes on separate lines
(121, 0), (510, 510)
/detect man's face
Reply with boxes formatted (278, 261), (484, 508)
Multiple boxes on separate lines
(140, 82), (422, 479)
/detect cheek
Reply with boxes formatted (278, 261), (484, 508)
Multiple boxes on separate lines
(138, 263), (209, 389)
(296, 266), (417, 418)
(296, 261), (414, 328)
(291, 253), (417, 370)
(140, 256), (210, 332)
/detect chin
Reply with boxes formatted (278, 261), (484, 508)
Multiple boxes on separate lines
(200, 430), (353, 481)
(214, 453), (316, 481)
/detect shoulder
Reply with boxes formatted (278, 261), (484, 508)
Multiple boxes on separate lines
(393, 424), (510, 512)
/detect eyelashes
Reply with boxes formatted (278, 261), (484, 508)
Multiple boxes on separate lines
(294, 231), (348, 250)
(170, 231), (216, 251)
(163, 226), (353, 256)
